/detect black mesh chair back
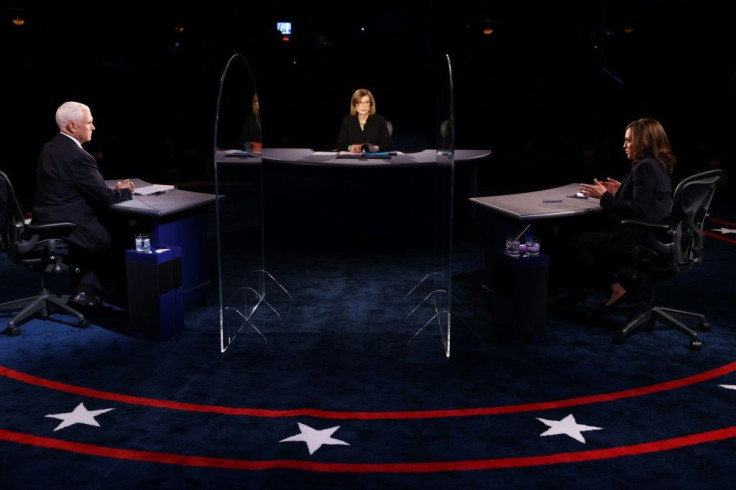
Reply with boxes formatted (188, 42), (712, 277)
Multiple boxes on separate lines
(612, 168), (722, 350)
(0, 170), (89, 335)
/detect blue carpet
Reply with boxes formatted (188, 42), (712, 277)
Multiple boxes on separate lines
(1, 204), (736, 489)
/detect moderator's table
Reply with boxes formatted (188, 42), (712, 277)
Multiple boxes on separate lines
(107, 179), (217, 304)
(215, 148), (491, 167)
(251, 148), (491, 244)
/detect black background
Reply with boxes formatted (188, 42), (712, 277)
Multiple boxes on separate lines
(3, 1), (734, 198)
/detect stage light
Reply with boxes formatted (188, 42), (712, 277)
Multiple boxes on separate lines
(12, 16), (25, 26)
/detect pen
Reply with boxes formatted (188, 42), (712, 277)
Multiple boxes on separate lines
(543, 200), (563, 203)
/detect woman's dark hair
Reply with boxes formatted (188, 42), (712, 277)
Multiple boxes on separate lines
(626, 117), (676, 175)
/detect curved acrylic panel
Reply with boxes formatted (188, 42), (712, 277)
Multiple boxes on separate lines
(213, 54), (269, 353)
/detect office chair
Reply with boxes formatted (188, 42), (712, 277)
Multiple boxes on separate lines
(0, 171), (89, 336)
(608, 168), (722, 350)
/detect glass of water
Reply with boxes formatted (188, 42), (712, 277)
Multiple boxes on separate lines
(135, 232), (151, 253)
(505, 235), (520, 258)
(525, 236), (540, 256)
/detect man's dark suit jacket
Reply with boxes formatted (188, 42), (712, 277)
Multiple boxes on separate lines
(32, 133), (132, 252)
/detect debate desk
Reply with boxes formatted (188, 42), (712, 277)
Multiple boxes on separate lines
(221, 148), (492, 246)
(470, 183), (602, 254)
(106, 178), (217, 304)
(470, 183), (602, 343)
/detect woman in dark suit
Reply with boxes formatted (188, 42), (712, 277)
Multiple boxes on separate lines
(565, 117), (675, 309)
(32, 101), (134, 307)
(336, 88), (393, 153)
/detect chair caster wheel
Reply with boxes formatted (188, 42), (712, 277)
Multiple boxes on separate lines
(612, 333), (626, 345)
(77, 318), (91, 329)
(689, 338), (702, 351)
(698, 321), (710, 332)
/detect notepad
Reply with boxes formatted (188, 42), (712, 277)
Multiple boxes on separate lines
(134, 184), (176, 196)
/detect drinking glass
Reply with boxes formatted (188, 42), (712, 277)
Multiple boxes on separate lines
(525, 236), (540, 256)
(505, 235), (520, 258)
(135, 232), (151, 252)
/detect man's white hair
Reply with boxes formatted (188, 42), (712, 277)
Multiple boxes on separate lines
(55, 101), (90, 129)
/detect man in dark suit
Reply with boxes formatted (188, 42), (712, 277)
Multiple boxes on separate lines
(32, 101), (135, 309)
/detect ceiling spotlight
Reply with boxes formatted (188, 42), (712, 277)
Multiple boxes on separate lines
(12, 17), (25, 26)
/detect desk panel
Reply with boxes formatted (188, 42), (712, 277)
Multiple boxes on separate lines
(250, 148), (491, 244)
(106, 179), (216, 304)
(470, 183), (603, 298)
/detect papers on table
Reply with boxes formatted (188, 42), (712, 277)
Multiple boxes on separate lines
(221, 149), (260, 157)
(134, 184), (176, 196)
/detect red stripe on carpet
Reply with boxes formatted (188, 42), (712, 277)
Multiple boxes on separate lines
(706, 230), (736, 245)
(2, 426), (736, 472)
(709, 217), (736, 227)
(3, 362), (736, 420)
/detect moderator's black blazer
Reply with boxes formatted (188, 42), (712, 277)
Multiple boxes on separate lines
(238, 113), (261, 146)
(601, 157), (672, 224)
(32, 133), (133, 252)
(336, 114), (393, 151)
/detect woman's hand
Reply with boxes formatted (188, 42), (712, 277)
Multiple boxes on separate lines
(349, 144), (362, 153)
(579, 179), (608, 199)
(600, 177), (621, 194)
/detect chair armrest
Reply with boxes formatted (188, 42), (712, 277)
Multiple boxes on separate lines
(619, 219), (670, 232)
(26, 222), (77, 235)
(15, 222), (77, 255)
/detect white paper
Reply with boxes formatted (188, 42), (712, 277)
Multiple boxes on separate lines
(134, 184), (176, 196)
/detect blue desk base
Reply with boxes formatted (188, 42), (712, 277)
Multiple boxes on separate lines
(149, 212), (209, 304)
(126, 246), (184, 340)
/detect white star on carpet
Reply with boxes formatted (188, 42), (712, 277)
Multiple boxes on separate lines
(45, 402), (115, 431)
(536, 414), (603, 443)
(711, 227), (736, 235)
(280, 422), (349, 455)
(720, 384), (736, 390)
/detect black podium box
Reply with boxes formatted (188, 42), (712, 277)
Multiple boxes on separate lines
(126, 245), (184, 340)
(489, 251), (549, 344)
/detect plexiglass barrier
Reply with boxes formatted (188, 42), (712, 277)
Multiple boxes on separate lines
(215, 53), (484, 357)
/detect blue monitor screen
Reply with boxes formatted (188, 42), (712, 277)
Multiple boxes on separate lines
(277, 22), (292, 36)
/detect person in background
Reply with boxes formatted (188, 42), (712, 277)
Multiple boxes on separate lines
(561, 117), (675, 310)
(32, 101), (134, 310)
(239, 92), (261, 151)
(336, 88), (393, 153)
